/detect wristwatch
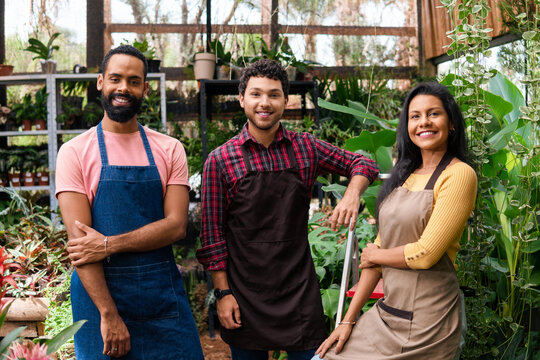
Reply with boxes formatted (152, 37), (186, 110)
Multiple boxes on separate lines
(214, 288), (233, 300)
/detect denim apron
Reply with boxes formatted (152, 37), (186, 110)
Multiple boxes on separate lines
(71, 122), (203, 360)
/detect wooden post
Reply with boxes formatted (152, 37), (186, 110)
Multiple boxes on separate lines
(87, 0), (105, 104)
(261, 0), (278, 48)
(0, 0), (6, 106)
(87, 0), (105, 70)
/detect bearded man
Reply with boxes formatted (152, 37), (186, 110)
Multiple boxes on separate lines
(55, 45), (203, 360)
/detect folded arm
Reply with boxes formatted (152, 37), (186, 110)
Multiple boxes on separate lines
(66, 185), (189, 266)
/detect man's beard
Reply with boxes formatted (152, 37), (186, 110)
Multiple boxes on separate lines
(101, 92), (143, 123)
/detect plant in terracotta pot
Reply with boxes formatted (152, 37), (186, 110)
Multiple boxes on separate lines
(7, 150), (23, 187)
(11, 94), (34, 131)
(21, 148), (38, 187)
(32, 88), (48, 130)
(24, 32), (61, 74)
(35, 149), (49, 186)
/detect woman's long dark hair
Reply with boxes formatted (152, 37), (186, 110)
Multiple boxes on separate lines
(375, 82), (469, 219)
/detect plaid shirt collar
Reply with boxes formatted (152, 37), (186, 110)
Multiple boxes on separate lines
(238, 121), (293, 146)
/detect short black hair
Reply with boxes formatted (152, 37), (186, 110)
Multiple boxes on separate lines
(239, 59), (289, 98)
(100, 45), (148, 80)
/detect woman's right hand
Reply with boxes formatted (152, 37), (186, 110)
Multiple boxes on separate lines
(315, 323), (354, 358)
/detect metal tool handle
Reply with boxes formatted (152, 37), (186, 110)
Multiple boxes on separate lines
(335, 218), (358, 328)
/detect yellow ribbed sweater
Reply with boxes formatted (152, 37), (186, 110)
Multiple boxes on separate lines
(375, 161), (477, 269)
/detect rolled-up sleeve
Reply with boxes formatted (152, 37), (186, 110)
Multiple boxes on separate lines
(196, 151), (228, 270)
(314, 138), (379, 183)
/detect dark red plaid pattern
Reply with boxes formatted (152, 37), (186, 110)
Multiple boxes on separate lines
(196, 124), (379, 270)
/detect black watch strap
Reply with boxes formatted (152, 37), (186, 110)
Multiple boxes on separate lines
(214, 288), (232, 300)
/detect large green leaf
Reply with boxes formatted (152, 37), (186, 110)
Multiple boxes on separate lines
(362, 183), (381, 217)
(0, 326), (26, 356)
(489, 71), (524, 124)
(345, 130), (396, 153)
(320, 285), (340, 319)
(318, 98), (395, 127)
(46, 320), (87, 355)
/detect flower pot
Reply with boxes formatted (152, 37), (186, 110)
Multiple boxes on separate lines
(37, 171), (49, 185)
(0, 297), (50, 338)
(8, 173), (21, 187)
(193, 53), (216, 80)
(34, 118), (47, 130)
(147, 59), (161, 73)
(0, 64), (14, 76)
(21, 119), (33, 131)
(216, 65), (231, 80)
(40, 59), (57, 74)
(285, 66), (297, 81)
(23, 172), (36, 186)
(231, 64), (243, 79)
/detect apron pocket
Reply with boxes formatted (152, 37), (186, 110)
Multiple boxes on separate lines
(105, 261), (180, 321)
(368, 299), (414, 355)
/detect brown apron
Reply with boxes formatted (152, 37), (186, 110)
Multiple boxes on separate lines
(221, 141), (327, 351)
(324, 153), (462, 359)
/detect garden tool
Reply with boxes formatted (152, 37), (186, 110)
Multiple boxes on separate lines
(335, 217), (359, 328)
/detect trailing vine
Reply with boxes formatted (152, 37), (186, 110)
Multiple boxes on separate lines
(441, 0), (540, 358)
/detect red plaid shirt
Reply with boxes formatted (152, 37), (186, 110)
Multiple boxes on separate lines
(196, 124), (379, 270)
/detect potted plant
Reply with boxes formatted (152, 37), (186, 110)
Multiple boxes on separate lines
(192, 44), (216, 80)
(210, 39), (232, 80)
(123, 39), (161, 73)
(7, 150), (23, 187)
(32, 87), (48, 130)
(36, 149), (49, 186)
(21, 148), (38, 187)
(0, 105), (13, 131)
(81, 101), (103, 128)
(24, 32), (61, 74)
(11, 94), (33, 131)
(56, 101), (82, 129)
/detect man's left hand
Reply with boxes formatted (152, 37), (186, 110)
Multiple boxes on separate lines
(67, 220), (108, 266)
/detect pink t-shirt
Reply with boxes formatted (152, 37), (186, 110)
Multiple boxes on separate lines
(55, 126), (190, 206)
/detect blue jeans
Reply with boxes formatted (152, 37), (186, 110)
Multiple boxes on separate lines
(230, 346), (316, 360)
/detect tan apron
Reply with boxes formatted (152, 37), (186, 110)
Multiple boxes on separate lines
(324, 154), (462, 359)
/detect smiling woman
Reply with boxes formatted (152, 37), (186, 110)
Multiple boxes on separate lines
(314, 82), (477, 360)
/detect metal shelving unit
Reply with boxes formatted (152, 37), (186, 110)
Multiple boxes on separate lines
(0, 73), (167, 211)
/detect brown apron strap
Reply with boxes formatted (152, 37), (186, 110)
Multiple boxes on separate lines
(424, 152), (454, 190)
(240, 141), (298, 173)
(240, 145), (253, 172)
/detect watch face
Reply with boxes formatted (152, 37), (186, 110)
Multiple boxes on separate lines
(214, 288), (222, 299)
